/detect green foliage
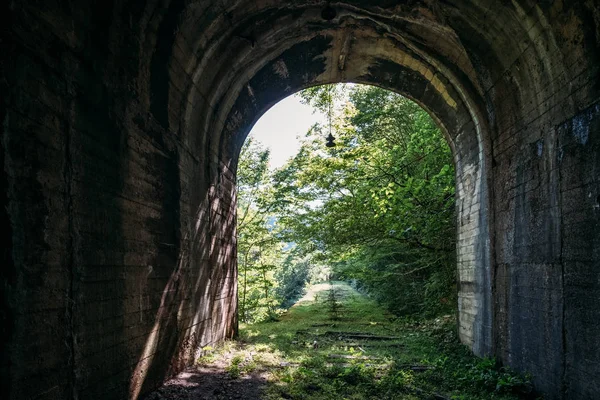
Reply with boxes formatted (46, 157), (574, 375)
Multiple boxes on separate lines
(429, 352), (534, 397)
(237, 139), (328, 322)
(325, 285), (342, 320)
(225, 354), (244, 379)
(275, 253), (313, 308)
(273, 84), (456, 318)
(230, 282), (533, 400)
(232, 87), (532, 398)
(195, 345), (217, 365)
(236, 138), (282, 322)
(238, 83), (456, 322)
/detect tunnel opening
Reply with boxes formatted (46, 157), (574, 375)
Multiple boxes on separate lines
(211, 30), (494, 360)
(2, 1), (599, 399)
(234, 82), (458, 325)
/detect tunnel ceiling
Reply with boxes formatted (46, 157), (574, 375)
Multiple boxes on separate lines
(138, 0), (591, 164)
(179, 0), (487, 153)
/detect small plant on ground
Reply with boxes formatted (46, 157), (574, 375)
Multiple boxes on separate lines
(213, 282), (535, 400)
(326, 284), (343, 321)
(195, 345), (216, 365)
(225, 354), (244, 379)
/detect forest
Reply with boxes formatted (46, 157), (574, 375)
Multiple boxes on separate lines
(236, 84), (456, 323)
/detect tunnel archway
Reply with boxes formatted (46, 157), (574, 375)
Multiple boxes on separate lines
(218, 49), (492, 352)
(2, 1), (599, 399)
(182, 3), (497, 354)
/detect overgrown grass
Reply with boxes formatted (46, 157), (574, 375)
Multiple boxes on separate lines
(202, 282), (538, 399)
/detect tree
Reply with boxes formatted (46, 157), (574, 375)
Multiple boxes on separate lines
(236, 139), (281, 322)
(237, 84), (457, 320)
(236, 138), (326, 322)
(273, 84), (456, 316)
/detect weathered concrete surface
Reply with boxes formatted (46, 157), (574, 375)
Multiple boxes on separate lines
(1, 1), (599, 399)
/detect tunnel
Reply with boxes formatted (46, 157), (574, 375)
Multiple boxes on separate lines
(1, 1), (600, 399)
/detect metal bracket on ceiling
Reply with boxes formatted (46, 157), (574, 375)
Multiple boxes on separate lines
(338, 34), (352, 71)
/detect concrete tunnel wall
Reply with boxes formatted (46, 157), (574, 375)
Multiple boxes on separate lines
(1, 1), (599, 399)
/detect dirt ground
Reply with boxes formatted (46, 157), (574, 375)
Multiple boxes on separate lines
(142, 354), (268, 400)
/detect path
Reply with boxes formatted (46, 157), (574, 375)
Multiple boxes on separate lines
(144, 282), (532, 400)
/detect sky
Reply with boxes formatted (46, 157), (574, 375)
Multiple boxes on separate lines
(247, 94), (326, 170)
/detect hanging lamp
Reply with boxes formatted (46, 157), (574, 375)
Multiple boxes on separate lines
(322, 1), (336, 147)
(325, 85), (336, 147)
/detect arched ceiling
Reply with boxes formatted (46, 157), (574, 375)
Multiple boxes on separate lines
(133, 1), (578, 163)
